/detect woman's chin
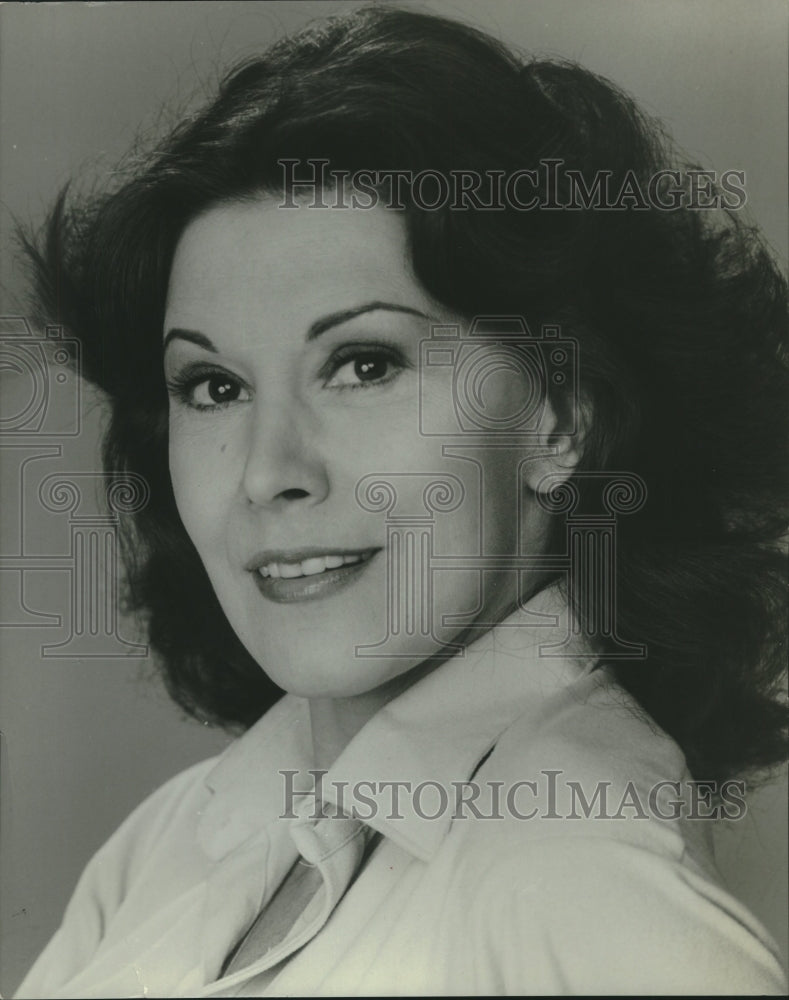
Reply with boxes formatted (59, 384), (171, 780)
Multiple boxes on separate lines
(256, 647), (439, 702)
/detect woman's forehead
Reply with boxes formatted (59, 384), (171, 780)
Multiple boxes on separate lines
(164, 195), (428, 333)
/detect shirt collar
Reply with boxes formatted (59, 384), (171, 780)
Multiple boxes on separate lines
(198, 582), (598, 863)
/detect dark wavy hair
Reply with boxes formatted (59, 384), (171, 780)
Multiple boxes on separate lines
(21, 5), (788, 785)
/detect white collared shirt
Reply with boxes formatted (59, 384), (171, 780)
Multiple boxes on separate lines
(16, 587), (788, 996)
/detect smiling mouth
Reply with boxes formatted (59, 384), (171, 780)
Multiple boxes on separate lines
(248, 548), (381, 603)
(258, 551), (375, 579)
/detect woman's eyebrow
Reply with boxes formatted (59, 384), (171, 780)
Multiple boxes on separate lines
(163, 328), (217, 353)
(306, 301), (431, 340)
(163, 302), (431, 353)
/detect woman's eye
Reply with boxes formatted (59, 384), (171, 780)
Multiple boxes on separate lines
(323, 347), (407, 390)
(193, 375), (246, 406)
(166, 370), (251, 411)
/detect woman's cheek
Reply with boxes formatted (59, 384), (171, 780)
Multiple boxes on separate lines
(168, 421), (234, 545)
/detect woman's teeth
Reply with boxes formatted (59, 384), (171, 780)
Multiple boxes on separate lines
(259, 553), (366, 579)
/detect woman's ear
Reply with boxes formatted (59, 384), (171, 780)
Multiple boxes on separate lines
(521, 391), (591, 494)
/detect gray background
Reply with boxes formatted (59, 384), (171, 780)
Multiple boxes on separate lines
(0, 1), (787, 994)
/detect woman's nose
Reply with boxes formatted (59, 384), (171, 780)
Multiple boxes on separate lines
(241, 401), (329, 510)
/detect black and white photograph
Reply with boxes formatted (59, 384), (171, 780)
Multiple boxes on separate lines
(0, 1), (787, 995)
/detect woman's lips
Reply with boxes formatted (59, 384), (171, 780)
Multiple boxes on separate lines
(249, 548), (380, 603)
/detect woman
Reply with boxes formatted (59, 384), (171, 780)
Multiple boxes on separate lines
(14, 5), (788, 995)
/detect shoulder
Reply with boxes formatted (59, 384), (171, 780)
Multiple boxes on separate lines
(489, 666), (687, 792)
(14, 754), (222, 999)
(467, 669), (693, 849)
(90, 695), (306, 878)
(463, 833), (787, 995)
(446, 671), (787, 994)
(61, 751), (223, 920)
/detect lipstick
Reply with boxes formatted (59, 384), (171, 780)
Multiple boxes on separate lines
(247, 547), (380, 604)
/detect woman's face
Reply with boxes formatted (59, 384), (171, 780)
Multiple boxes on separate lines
(164, 195), (560, 698)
